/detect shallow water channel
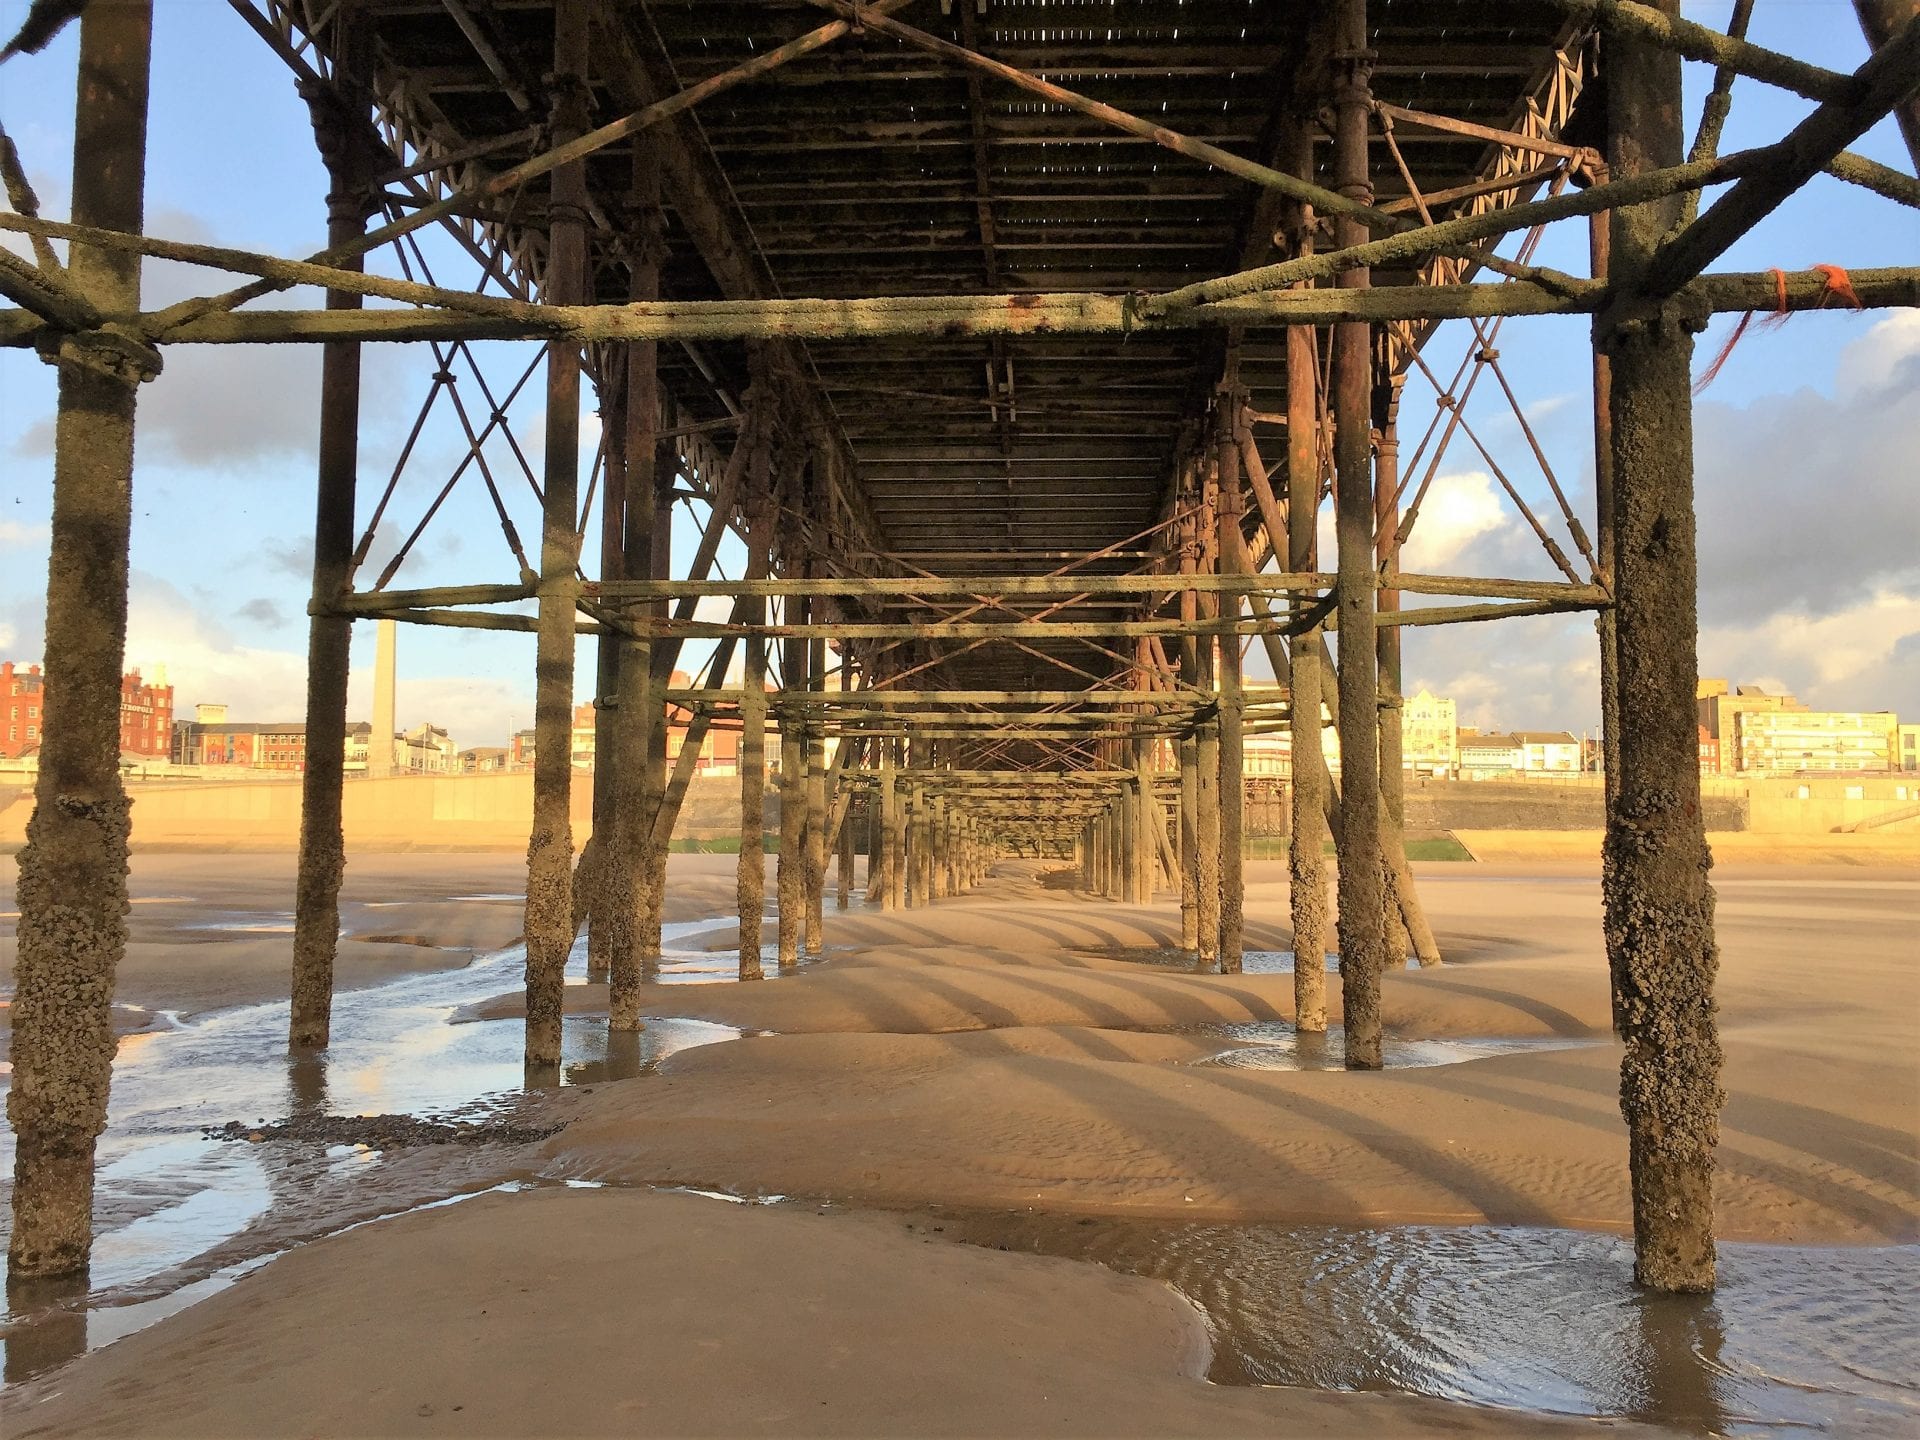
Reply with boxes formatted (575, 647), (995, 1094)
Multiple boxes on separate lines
(1, 912), (1914, 1434)
(0, 916), (776, 1380)
(924, 1208), (1920, 1436)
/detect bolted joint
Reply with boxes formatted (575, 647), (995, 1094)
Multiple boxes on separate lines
(40, 326), (162, 385)
(298, 81), (382, 222)
(325, 180), (382, 228)
(1593, 294), (1711, 356)
(543, 70), (592, 136)
(1329, 47), (1377, 105)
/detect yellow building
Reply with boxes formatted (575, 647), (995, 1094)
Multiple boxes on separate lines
(1401, 688), (1458, 778)
(1734, 708), (1898, 775)
(1696, 678), (1803, 777)
(1242, 684), (1456, 779)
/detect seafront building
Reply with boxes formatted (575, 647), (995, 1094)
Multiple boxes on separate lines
(2, 660), (173, 760)
(1697, 678), (1900, 776)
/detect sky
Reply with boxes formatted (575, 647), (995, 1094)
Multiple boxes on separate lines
(1, 2), (1917, 750)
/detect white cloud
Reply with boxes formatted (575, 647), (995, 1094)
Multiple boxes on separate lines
(1833, 311), (1920, 398)
(0, 519), (48, 547)
(1396, 469), (1506, 572)
(124, 573), (309, 721)
(1700, 587), (1920, 717)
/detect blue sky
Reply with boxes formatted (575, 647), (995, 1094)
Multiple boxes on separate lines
(1, 2), (1916, 747)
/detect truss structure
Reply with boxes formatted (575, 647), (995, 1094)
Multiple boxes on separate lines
(4, 0), (1916, 1294)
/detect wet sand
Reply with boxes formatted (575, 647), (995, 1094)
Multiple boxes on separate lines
(3, 851), (1916, 1435)
(2, 1186), (1663, 1438)
(0, 853), (745, 1054)
(467, 861), (1915, 1246)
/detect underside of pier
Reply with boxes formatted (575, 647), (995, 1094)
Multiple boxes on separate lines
(4, 0), (1917, 1297)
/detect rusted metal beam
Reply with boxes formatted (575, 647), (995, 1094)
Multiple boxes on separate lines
(145, 0), (918, 336)
(1548, 0), (1850, 103)
(10, 266), (1915, 354)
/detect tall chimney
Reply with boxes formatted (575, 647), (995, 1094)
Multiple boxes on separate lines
(370, 618), (396, 779)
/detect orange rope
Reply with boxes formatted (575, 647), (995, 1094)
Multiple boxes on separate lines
(1694, 266), (1861, 395)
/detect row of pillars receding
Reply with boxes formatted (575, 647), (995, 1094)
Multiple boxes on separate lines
(10, 0), (1722, 1300)
(857, 745), (993, 916)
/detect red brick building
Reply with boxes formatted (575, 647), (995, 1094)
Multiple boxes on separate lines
(119, 668), (174, 757)
(174, 714), (306, 770)
(1, 661), (43, 758)
(1698, 725), (1720, 777)
(3, 661), (173, 759)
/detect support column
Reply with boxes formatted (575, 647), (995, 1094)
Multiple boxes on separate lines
(805, 636), (828, 951)
(909, 774), (930, 906)
(584, 358), (628, 990)
(891, 740), (910, 909)
(875, 738), (896, 907)
(605, 166), (665, 1028)
(1283, 116), (1330, 1032)
(1601, 0), (1723, 1293)
(1179, 730), (1200, 953)
(8, 0), (156, 1281)
(291, 27), (376, 1050)
(736, 400), (772, 981)
(523, 9), (591, 1073)
(1132, 732), (1154, 904)
(1330, 0), (1385, 1068)
(1591, 203), (1622, 802)
(837, 660), (856, 910)
(1177, 496), (1202, 957)
(1374, 378), (1413, 969)
(637, 382), (676, 973)
(1216, 400), (1247, 974)
(836, 775), (854, 909)
(778, 607), (807, 969)
(936, 795), (954, 899)
(1194, 460), (1222, 973)
(1106, 802), (1118, 899)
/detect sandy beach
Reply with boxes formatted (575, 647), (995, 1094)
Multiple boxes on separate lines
(1, 850), (1915, 1435)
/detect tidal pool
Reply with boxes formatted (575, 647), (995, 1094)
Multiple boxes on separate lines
(926, 1209), (1920, 1436)
(1192, 1020), (1597, 1071)
(0, 917), (756, 1382)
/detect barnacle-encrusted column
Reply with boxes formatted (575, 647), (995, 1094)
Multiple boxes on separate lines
(874, 735), (896, 908)
(523, 6), (591, 1072)
(1193, 456), (1222, 972)
(777, 605), (807, 969)
(605, 151), (666, 1030)
(290, 19), (376, 1050)
(1601, 0), (1724, 1293)
(1177, 499), (1202, 955)
(1215, 393), (1248, 974)
(805, 634), (827, 950)
(1330, 0), (1386, 1068)
(9, 0), (157, 1280)
(736, 396), (772, 981)
(1282, 110), (1331, 1031)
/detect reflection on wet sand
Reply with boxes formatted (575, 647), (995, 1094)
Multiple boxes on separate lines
(1191, 1021), (1596, 1071)
(2, 1274), (86, 1387)
(920, 1209), (1920, 1436)
(0, 919), (755, 1385)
